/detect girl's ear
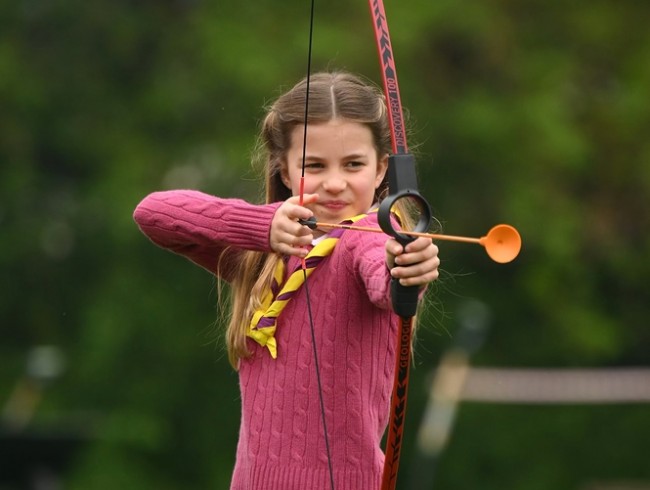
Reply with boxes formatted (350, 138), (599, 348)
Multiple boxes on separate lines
(280, 163), (291, 189)
(375, 153), (389, 188)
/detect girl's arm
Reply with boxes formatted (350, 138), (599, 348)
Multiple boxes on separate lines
(133, 190), (281, 279)
(344, 215), (440, 311)
(342, 215), (395, 310)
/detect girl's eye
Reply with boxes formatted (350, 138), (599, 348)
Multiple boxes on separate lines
(304, 162), (324, 170)
(347, 161), (364, 169)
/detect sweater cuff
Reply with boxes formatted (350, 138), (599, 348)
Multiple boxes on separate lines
(223, 201), (282, 252)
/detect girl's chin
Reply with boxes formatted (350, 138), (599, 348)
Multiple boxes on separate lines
(314, 206), (358, 223)
(315, 211), (344, 224)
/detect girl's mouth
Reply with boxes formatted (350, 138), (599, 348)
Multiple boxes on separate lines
(319, 201), (348, 211)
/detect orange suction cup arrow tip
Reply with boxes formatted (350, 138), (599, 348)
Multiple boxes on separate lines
(479, 224), (522, 263)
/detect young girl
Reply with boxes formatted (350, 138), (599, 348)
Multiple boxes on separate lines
(134, 71), (440, 490)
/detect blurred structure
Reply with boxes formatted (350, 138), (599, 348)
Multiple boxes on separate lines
(3, 346), (66, 431)
(1, 346), (89, 490)
(408, 304), (650, 489)
(408, 299), (491, 490)
(461, 367), (650, 404)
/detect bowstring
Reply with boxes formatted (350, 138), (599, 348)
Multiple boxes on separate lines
(300, 0), (336, 488)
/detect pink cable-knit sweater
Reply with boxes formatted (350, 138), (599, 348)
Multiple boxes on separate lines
(134, 190), (398, 490)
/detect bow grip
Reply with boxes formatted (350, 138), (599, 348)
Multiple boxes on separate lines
(378, 154), (432, 318)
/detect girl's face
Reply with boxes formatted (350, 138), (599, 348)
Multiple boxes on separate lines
(281, 118), (388, 228)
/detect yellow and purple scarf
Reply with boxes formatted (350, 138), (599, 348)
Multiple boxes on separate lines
(247, 211), (372, 358)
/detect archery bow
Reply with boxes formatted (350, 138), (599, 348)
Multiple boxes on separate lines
(298, 2), (434, 489)
(297, 2), (521, 489)
(368, 1), (432, 489)
(294, 1), (521, 488)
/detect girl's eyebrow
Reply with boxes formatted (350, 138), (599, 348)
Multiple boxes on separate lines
(302, 151), (368, 161)
(298, 154), (322, 164)
(343, 153), (368, 160)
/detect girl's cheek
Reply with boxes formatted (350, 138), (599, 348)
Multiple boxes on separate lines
(303, 179), (319, 194)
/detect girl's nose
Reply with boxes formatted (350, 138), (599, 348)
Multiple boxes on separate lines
(322, 176), (346, 194)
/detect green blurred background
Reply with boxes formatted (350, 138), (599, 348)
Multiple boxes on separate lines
(2, 0), (649, 488)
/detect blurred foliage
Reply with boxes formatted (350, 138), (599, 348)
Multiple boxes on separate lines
(1, 0), (649, 488)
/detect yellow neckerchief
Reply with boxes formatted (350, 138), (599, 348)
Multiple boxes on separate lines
(247, 210), (374, 359)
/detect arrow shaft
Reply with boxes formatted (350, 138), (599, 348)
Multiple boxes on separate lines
(312, 221), (482, 245)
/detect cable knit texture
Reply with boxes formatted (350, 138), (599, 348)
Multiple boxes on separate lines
(134, 190), (398, 490)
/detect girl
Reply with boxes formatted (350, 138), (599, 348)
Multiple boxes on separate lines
(134, 71), (440, 490)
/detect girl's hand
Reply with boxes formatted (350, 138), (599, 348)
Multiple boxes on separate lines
(386, 236), (440, 287)
(270, 194), (318, 257)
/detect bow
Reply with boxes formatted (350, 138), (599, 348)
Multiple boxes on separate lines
(297, 1), (432, 489)
(368, 1), (432, 489)
(297, 2), (520, 488)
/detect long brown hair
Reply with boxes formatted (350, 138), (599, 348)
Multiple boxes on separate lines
(222, 71), (411, 368)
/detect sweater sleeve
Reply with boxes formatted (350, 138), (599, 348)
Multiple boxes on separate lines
(338, 214), (394, 311)
(340, 213), (429, 313)
(133, 190), (281, 279)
